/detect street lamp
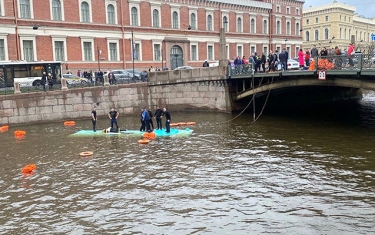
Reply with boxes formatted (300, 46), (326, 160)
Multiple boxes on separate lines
(219, 18), (229, 66)
(97, 45), (101, 72)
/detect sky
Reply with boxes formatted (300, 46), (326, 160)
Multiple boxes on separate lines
(303, 0), (375, 19)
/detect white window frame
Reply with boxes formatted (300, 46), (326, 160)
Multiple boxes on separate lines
(190, 43), (198, 61)
(276, 17), (282, 35)
(222, 13), (229, 32)
(52, 36), (67, 61)
(189, 8), (197, 30)
(296, 8), (300, 16)
(107, 39), (119, 61)
(151, 3), (161, 28)
(249, 14), (256, 34)
(206, 9), (214, 31)
(0, 34), (9, 61)
(250, 45), (255, 54)
(79, 0), (92, 23)
(276, 5), (280, 13)
(286, 7), (290, 15)
(171, 7), (180, 29)
(105, 0), (118, 24)
(153, 42), (162, 61)
(263, 46), (268, 55)
(236, 14), (243, 33)
(132, 39), (142, 61)
(80, 37), (94, 61)
(207, 43), (214, 61)
(0, 0), (4, 16)
(237, 44), (243, 57)
(295, 21), (300, 36)
(129, 4), (140, 26)
(19, 36), (37, 61)
(18, 0), (34, 19)
(226, 44), (229, 60)
(263, 18), (268, 34)
(50, 0), (65, 21)
(286, 20), (291, 35)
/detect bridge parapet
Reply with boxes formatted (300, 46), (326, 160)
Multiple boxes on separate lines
(148, 66), (227, 85)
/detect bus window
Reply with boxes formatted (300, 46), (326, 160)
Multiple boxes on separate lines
(0, 68), (4, 86)
(31, 65), (44, 77)
(14, 65), (30, 78)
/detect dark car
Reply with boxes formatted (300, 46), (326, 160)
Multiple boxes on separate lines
(106, 70), (132, 80)
(125, 69), (148, 81)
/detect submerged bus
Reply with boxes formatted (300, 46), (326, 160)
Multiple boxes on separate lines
(0, 61), (62, 87)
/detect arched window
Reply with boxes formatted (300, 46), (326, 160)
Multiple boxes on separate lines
(52, 0), (61, 21)
(250, 19), (255, 34)
(325, 28), (329, 40)
(315, 30), (319, 41)
(306, 31), (310, 42)
(153, 9), (159, 27)
(296, 22), (300, 35)
(107, 4), (115, 24)
(276, 20), (281, 34)
(356, 31), (358, 40)
(172, 11), (178, 29)
(360, 31), (362, 40)
(131, 7), (138, 26)
(349, 29), (351, 40)
(286, 22), (290, 35)
(237, 17), (242, 33)
(207, 15), (212, 31)
(190, 13), (196, 30)
(223, 16), (228, 32)
(344, 28), (347, 40)
(263, 20), (268, 34)
(20, 0), (31, 18)
(81, 1), (90, 22)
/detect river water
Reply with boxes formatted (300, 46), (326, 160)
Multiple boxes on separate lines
(1, 93), (375, 235)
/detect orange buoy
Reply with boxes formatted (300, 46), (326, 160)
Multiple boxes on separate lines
(142, 132), (156, 140)
(187, 122), (196, 125)
(79, 151), (93, 157)
(22, 164), (36, 174)
(138, 139), (151, 144)
(177, 122), (187, 126)
(64, 121), (75, 126)
(170, 123), (179, 127)
(14, 130), (26, 137)
(0, 125), (9, 132)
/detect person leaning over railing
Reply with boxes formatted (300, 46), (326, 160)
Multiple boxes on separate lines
(334, 46), (343, 69)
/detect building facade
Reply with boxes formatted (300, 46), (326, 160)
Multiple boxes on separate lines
(303, 1), (375, 53)
(0, 0), (303, 73)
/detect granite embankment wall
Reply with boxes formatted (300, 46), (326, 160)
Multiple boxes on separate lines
(0, 66), (231, 125)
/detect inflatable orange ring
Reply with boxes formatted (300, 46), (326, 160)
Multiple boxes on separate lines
(187, 122), (196, 125)
(0, 125), (9, 132)
(79, 151), (93, 157)
(138, 139), (151, 144)
(14, 130), (26, 136)
(22, 164), (36, 173)
(64, 121), (76, 126)
(142, 132), (156, 140)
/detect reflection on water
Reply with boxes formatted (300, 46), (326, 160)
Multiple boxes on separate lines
(1, 94), (375, 234)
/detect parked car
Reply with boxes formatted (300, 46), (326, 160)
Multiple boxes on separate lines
(124, 69), (147, 80)
(106, 70), (132, 80)
(174, 66), (193, 70)
(63, 74), (88, 84)
(287, 59), (300, 70)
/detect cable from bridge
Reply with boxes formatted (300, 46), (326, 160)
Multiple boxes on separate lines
(250, 76), (273, 124)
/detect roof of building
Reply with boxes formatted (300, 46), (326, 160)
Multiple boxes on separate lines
(303, 1), (356, 14)
(210, 0), (272, 9)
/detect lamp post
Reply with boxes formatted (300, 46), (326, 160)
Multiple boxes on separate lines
(219, 18), (228, 66)
(160, 46), (163, 70)
(97, 46), (101, 72)
(131, 30), (135, 81)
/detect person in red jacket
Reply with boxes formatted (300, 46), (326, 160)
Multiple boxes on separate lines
(305, 49), (311, 67)
(347, 43), (355, 67)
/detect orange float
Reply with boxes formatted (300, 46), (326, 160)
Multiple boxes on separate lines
(142, 132), (156, 140)
(0, 125), (9, 132)
(14, 130), (26, 137)
(79, 151), (93, 157)
(22, 164), (36, 174)
(64, 121), (76, 126)
(186, 122), (196, 125)
(170, 123), (179, 127)
(138, 139), (151, 144)
(177, 122), (187, 126)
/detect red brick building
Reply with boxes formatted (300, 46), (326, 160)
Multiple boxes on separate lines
(0, 0), (303, 72)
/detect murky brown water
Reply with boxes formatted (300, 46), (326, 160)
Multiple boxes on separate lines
(1, 94), (375, 234)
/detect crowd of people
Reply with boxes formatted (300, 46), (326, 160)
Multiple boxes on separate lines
(91, 106), (172, 133)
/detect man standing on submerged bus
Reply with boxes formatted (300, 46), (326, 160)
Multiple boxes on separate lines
(108, 108), (119, 129)
(154, 106), (163, 130)
(91, 106), (97, 132)
(163, 107), (171, 133)
(41, 72), (48, 91)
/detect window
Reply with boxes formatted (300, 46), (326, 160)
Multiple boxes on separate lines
(250, 46), (255, 53)
(54, 41), (64, 61)
(207, 15), (212, 31)
(276, 20), (281, 34)
(315, 17), (318, 23)
(340, 28), (342, 39)
(207, 45), (213, 60)
(190, 13), (196, 30)
(325, 28), (329, 40)
(153, 9), (159, 28)
(0, 39), (5, 61)
(81, 1), (90, 22)
(315, 30), (319, 41)
(306, 31), (310, 41)
(263, 46), (268, 55)
(286, 22), (290, 35)
(306, 19), (309, 25)
(172, 11), (178, 29)
(286, 7), (290, 14)
(344, 16), (346, 21)
(83, 42), (92, 61)
(109, 42), (117, 61)
(52, 0), (62, 21)
(250, 19), (255, 34)
(191, 45), (197, 60)
(237, 17), (242, 33)
(276, 6), (280, 13)
(20, 0), (31, 18)
(23, 40), (34, 61)
(131, 7), (138, 26)
(296, 8), (299, 15)
(223, 16), (228, 32)
(107, 4), (115, 24)
(133, 43), (140, 60)
(153, 44), (161, 61)
(325, 16), (329, 22)
(237, 46), (242, 57)
(263, 20), (268, 34)
(296, 22), (300, 36)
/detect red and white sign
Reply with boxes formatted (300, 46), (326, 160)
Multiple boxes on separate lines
(318, 70), (326, 80)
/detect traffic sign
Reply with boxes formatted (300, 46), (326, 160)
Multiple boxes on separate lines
(318, 70), (326, 80)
